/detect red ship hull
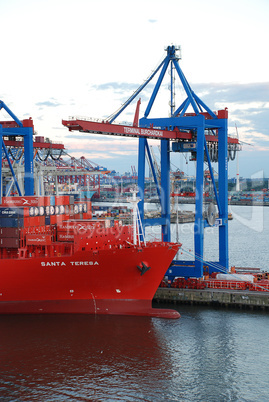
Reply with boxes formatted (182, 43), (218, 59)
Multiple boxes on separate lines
(0, 242), (180, 318)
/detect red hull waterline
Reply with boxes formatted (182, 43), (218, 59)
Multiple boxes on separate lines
(0, 300), (180, 319)
(0, 241), (181, 319)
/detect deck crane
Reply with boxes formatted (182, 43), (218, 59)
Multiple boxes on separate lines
(63, 45), (240, 279)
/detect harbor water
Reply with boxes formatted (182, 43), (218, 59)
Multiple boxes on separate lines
(1, 205), (269, 401)
(146, 203), (268, 270)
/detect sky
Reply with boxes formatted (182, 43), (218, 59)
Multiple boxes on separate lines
(0, 0), (268, 179)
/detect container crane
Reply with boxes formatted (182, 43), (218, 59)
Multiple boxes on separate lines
(63, 45), (241, 279)
(0, 100), (34, 198)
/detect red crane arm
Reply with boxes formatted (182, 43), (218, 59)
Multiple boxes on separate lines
(62, 118), (239, 144)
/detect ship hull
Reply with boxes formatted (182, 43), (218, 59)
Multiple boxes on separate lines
(0, 299), (179, 318)
(0, 242), (180, 318)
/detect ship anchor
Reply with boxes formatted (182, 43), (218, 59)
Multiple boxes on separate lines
(137, 261), (151, 276)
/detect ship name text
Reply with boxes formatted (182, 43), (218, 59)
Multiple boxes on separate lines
(41, 261), (99, 267)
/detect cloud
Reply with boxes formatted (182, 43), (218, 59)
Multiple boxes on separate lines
(35, 99), (62, 109)
(91, 82), (140, 94)
(90, 80), (269, 124)
(52, 125), (66, 130)
(231, 105), (269, 132)
(193, 82), (269, 104)
(91, 81), (154, 96)
(63, 135), (138, 155)
(188, 81), (269, 149)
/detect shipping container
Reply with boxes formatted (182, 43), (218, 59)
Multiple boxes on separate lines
(23, 208), (30, 218)
(39, 206), (45, 216)
(0, 208), (24, 218)
(29, 207), (40, 217)
(69, 195), (75, 205)
(21, 225), (48, 236)
(24, 217), (30, 228)
(50, 215), (56, 225)
(50, 215), (66, 224)
(45, 206), (55, 216)
(39, 216), (45, 226)
(55, 196), (69, 206)
(1, 197), (40, 207)
(35, 136), (44, 143)
(26, 234), (52, 246)
(57, 232), (74, 242)
(43, 196), (51, 206)
(37, 197), (45, 207)
(74, 202), (88, 213)
(57, 221), (76, 232)
(0, 227), (20, 237)
(0, 217), (24, 228)
(0, 237), (20, 248)
(29, 216), (41, 227)
(83, 212), (93, 219)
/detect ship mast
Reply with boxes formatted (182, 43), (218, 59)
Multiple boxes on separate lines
(128, 190), (144, 246)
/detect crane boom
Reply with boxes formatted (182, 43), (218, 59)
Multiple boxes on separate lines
(62, 117), (239, 144)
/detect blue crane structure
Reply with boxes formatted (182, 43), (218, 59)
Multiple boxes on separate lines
(0, 102), (109, 199)
(63, 45), (239, 278)
(0, 100), (34, 198)
(136, 45), (229, 278)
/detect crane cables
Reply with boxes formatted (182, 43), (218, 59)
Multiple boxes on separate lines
(180, 246), (269, 292)
(36, 148), (63, 162)
(106, 53), (167, 123)
(7, 148), (24, 161)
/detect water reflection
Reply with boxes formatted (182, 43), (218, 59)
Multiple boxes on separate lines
(0, 314), (173, 401)
(153, 304), (269, 401)
(1, 306), (269, 401)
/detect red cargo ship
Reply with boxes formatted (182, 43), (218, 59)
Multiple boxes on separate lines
(0, 196), (181, 318)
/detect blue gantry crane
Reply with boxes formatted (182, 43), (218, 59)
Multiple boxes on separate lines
(138, 45), (229, 279)
(63, 45), (240, 279)
(0, 100), (34, 198)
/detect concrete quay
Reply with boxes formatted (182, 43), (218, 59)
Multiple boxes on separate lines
(154, 288), (269, 311)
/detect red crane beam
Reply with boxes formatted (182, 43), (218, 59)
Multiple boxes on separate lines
(62, 118), (239, 144)
(1, 119), (64, 149)
(0, 118), (34, 129)
(3, 140), (64, 149)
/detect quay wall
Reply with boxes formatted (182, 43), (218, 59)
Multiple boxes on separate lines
(154, 288), (269, 310)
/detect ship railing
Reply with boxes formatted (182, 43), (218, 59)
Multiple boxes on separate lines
(68, 116), (104, 122)
(67, 115), (133, 127)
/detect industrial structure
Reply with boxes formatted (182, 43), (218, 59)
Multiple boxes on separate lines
(63, 45), (240, 279)
(1, 46), (241, 280)
(0, 100), (108, 200)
